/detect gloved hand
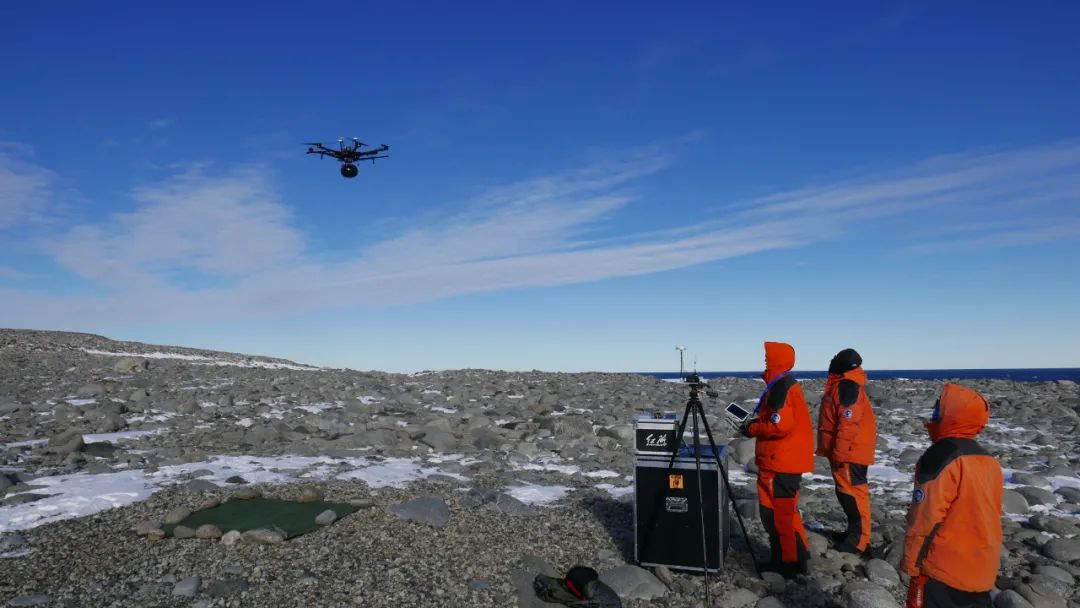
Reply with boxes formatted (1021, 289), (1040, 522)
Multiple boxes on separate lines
(739, 419), (755, 438)
(905, 575), (929, 608)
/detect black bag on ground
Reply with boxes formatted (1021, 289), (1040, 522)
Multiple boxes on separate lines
(533, 566), (622, 608)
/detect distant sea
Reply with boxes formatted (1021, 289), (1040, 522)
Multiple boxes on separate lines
(640, 368), (1080, 383)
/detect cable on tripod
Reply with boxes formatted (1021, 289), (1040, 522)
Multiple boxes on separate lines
(690, 405), (712, 607)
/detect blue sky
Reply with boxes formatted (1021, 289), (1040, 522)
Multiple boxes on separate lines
(1, 2), (1078, 372)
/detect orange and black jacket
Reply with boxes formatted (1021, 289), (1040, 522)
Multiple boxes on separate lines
(747, 342), (814, 474)
(817, 367), (877, 465)
(901, 383), (1003, 593)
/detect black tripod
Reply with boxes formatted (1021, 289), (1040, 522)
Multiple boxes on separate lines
(664, 376), (759, 605)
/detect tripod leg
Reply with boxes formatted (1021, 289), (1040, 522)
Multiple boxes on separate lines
(698, 408), (761, 578)
(690, 403), (712, 607)
(665, 399), (695, 471)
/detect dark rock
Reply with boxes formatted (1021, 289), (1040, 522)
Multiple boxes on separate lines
(757, 598), (787, 608)
(185, 479), (220, 492)
(1017, 487), (1058, 507)
(715, 587), (760, 608)
(865, 559), (900, 588)
(173, 525), (195, 539)
(46, 431), (85, 455)
(389, 496), (450, 528)
(1017, 581), (1067, 608)
(996, 590), (1036, 608)
(173, 576), (201, 597)
(844, 581), (901, 608)
(1043, 538), (1080, 562)
(207, 579), (248, 598)
(164, 507), (192, 525)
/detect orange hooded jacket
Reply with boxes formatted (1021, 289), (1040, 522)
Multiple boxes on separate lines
(747, 342), (815, 474)
(901, 383), (1003, 592)
(817, 367), (877, 465)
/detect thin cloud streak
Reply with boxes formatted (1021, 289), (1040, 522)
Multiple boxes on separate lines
(2, 140), (1079, 328)
(0, 145), (55, 230)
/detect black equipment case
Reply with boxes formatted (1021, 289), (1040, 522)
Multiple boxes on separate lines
(633, 441), (730, 572)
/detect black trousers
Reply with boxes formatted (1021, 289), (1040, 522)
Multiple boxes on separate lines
(924, 578), (991, 608)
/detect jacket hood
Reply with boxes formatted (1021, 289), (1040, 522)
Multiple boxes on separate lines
(836, 367), (867, 386)
(763, 341), (796, 383)
(828, 348), (863, 376)
(926, 383), (989, 441)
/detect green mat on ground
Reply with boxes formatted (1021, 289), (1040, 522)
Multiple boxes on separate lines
(163, 498), (357, 538)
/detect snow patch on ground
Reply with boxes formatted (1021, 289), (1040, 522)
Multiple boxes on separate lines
(583, 470), (621, 479)
(295, 402), (341, 414)
(82, 349), (322, 371)
(0, 453), (473, 533)
(124, 411), (178, 425)
(83, 429), (167, 444)
(511, 456), (581, 476)
(595, 483), (634, 499)
(505, 482), (571, 506)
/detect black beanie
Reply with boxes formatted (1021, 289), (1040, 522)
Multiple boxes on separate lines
(828, 348), (862, 375)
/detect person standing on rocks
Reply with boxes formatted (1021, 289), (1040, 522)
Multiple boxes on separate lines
(740, 341), (815, 578)
(901, 383), (1003, 608)
(816, 348), (877, 555)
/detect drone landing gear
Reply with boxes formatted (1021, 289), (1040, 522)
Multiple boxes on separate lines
(340, 164), (358, 178)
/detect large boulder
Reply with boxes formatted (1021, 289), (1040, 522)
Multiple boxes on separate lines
(1016, 486), (1057, 507)
(1016, 581), (1067, 608)
(598, 565), (667, 600)
(715, 587), (761, 608)
(46, 431), (85, 455)
(865, 559), (900, 588)
(114, 357), (149, 373)
(420, 429), (458, 452)
(1042, 538), (1080, 562)
(730, 438), (756, 465)
(75, 383), (106, 398)
(843, 581), (901, 608)
(1002, 490), (1030, 514)
(388, 496), (450, 528)
(241, 528), (285, 544)
(995, 590), (1036, 608)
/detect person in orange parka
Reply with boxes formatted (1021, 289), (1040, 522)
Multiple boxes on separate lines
(740, 341), (815, 578)
(817, 348), (878, 554)
(901, 383), (1003, 608)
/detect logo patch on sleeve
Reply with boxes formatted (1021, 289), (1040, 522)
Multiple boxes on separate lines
(843, 408), (854, 419)
(912, 488), (925, 504)
(769, 412), (781, 424)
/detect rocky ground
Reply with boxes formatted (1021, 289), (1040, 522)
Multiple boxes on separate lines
(1, 329), (1078, 608)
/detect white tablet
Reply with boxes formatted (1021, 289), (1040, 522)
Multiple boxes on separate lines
(724, 402), (752, 422)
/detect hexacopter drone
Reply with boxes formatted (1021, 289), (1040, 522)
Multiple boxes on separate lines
(305, 137), (389, 178)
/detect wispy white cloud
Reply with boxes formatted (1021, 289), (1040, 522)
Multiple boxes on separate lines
(45, 166), (303, 287)
(2, 140), (1079, 328)
(149, 117), (175, 130)
(0, 143), (55, 230)
(908, 219), (1080, 254)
